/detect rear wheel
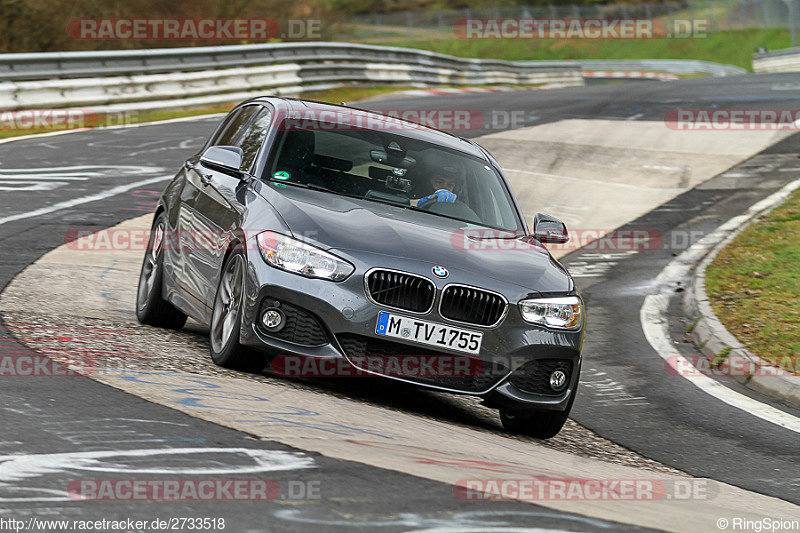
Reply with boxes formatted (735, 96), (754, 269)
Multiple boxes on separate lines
(499, 386), (576, 439)
(136, 214), (187, 330)
(209, 252), (250, 369)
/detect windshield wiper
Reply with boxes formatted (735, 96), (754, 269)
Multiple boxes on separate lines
(269, 179), (379, 203)
(468, 232), (525, 239)
(268, 179), (336, 193)
(359, 194), (416, 211)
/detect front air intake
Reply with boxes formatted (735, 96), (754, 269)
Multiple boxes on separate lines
(439, 285), (507, 327)
(365, 269), (435, 313)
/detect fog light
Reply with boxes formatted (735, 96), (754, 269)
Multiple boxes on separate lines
(262, 308), (284, 331)
(549, 369), (568, 392)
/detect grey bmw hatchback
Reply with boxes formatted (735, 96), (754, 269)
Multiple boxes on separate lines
(136, 97), (584, 438)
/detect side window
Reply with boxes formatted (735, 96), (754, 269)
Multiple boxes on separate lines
(215, 105), (260, 147)
(237, 107), (273, 172)
(206, 109), (241, 147)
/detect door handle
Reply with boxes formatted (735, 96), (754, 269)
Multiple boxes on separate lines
(185, 160), (211, 185)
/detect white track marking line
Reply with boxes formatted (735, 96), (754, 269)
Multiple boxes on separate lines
(640, 178), (800, 433)
(0, 165), (148, 172)
(0, 128), (92, 145)
(0, 176), (88, 180)
(0, 175), (172, 227)
(0, 116), (223, 225)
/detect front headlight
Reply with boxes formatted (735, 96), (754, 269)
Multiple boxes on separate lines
(519, 296), (583, 330)
(256, 231), (354, 281)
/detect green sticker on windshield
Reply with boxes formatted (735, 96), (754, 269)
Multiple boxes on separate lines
(273, 171), (290, 180)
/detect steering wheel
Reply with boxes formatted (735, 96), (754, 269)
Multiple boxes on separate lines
(418, 198), (481, 222)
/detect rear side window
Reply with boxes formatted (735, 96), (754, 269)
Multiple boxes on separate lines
(206, 109), (241, 147)
(215, 105), (260, 147)
(237, 107), (273, 172)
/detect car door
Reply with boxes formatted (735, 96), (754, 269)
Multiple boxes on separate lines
(170, 107), (246, 307)
(192, 104), (274, 307)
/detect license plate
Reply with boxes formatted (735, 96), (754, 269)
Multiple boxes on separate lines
(375, 311), (483, 355)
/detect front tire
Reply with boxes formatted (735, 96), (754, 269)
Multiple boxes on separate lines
(500, 387), (576, 439)
(136, 213), (187, 330)
(209, 252), (250, 368)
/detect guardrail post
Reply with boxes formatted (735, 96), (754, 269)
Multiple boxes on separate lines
(706, 0), (715, 28)
(786, 0), (798, 47)
(761, 0), (771, 27)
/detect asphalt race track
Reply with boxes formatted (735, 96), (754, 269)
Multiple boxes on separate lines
(0, 122), (637, 531)
(2, 73), (800, 529)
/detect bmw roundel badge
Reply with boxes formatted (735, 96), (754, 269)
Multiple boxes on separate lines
(432, 265), (449, 278)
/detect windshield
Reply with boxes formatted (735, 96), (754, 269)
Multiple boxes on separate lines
(264, 119), (523, 232)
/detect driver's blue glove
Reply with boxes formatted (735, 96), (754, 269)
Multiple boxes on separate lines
(419, 189), (457, 205)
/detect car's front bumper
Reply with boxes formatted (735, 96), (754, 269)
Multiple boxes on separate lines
(238, 247), (583, 411)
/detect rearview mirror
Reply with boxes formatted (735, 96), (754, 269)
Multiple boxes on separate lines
(200, 146), (244, 177)
(532, 213), (569, 244)
(370, 149), (416, 169)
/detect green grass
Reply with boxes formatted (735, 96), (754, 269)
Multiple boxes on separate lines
(389, 28), (791, 71)
(711, 346), (733, 369)
(0, 103), (235, 140)
(706, 188), (800, 374)
(300, 85), (420, 103)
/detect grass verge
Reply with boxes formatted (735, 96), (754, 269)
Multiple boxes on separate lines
(706, 187), (800, 374)
(300, 85), (420, 103)
(0, 103), (234, 140)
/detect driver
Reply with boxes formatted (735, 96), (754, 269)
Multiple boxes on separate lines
(413, 161), (464, 207)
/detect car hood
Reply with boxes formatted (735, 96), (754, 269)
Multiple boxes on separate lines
(258, 185), (572, 293)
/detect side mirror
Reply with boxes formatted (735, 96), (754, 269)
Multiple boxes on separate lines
(200, 146), (244, 177)
(532, 212), (569, 244)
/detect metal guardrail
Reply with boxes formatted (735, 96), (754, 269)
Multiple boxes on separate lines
(0, 42), (746, 114)
(0, 42), (585, 113)
(0, 42), (581, 81)
(752, 46), (800, 71)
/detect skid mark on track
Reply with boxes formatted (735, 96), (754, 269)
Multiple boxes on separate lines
(580, 368), (649, 407)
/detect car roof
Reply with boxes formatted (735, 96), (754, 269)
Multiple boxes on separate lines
(242, 96), (490, 161)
